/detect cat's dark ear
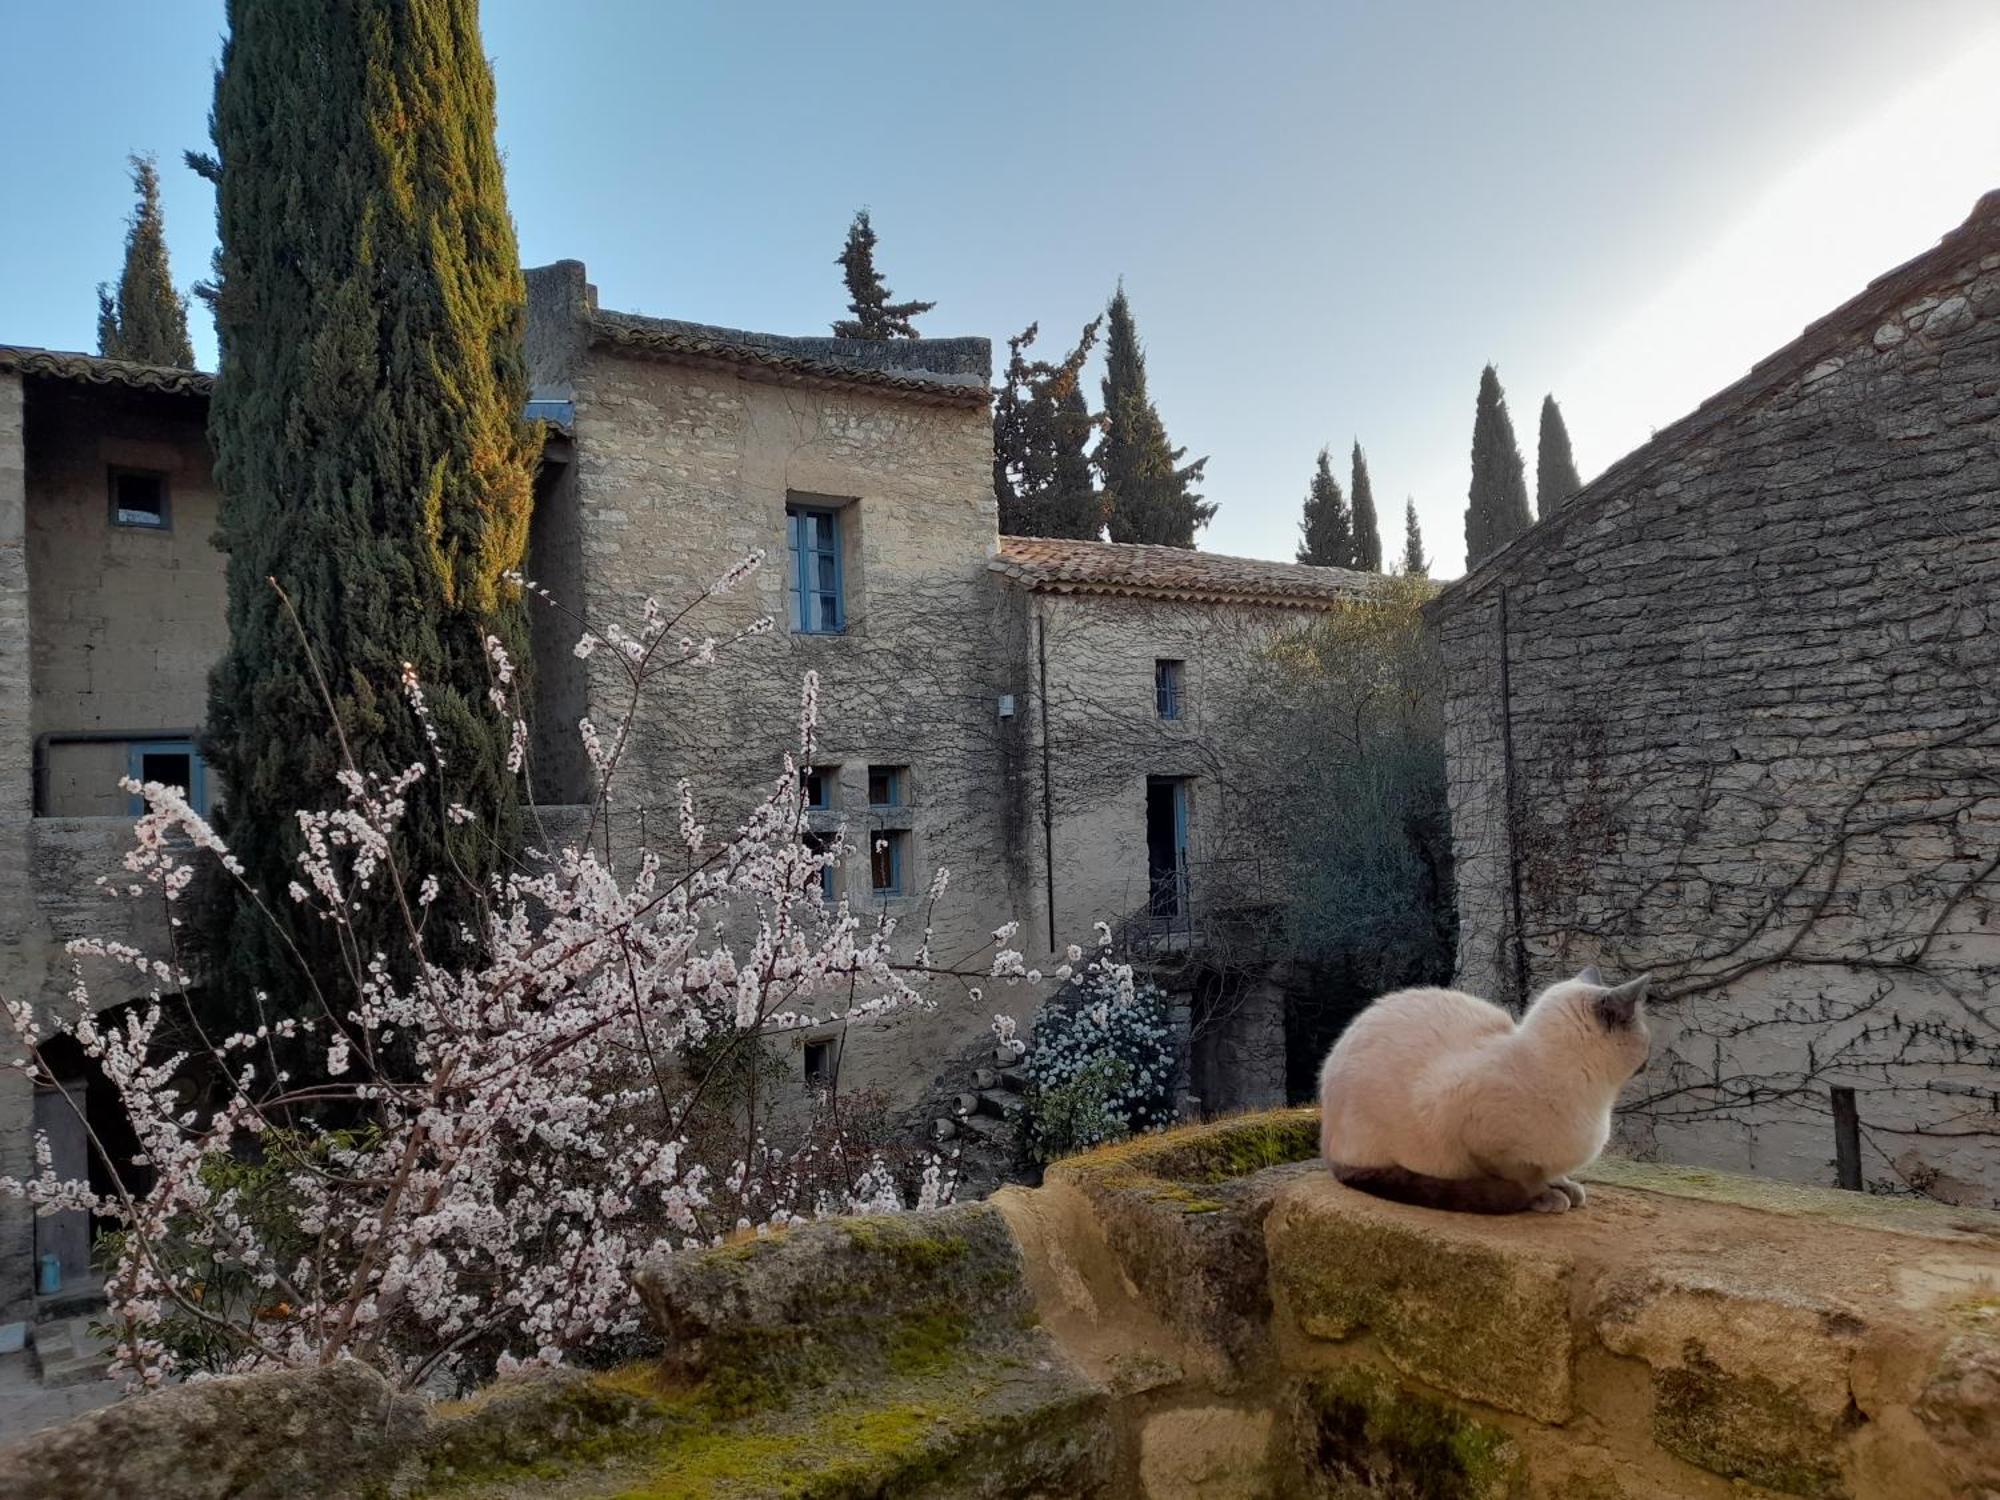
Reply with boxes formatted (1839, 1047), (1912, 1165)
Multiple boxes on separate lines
(1578, 965), (1602, 987)
(1594, 973), (1652, 1029)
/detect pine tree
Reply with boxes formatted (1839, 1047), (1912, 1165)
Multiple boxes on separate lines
(1536, 394), (1583, 519)
(1098, 286), (1212, 547)
(1349, 440), (1383, 571)
(1401, 498), (1427, 577)
(96, 154), (195, 367)
(1464, 364), (1533, 566)
(832, 210), (934, 340)
(200, 0), (537, 1024)
(993, 319), (1103, 538)
(1295, 448), (1352, 567)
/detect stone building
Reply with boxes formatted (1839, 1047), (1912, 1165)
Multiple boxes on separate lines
(0, 270), (1367, 1320)
(1432, 191), (2000, 1203)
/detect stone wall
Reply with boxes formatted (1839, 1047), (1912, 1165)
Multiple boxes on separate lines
(24, 382), (224, 815)
(10, 1114), (1996, 1498)
(1029, 591), (1309, 952)
(0, 377), (221, 1319)
(532, 272), (1032, 1110)
(1433, 193), (2000, 1203)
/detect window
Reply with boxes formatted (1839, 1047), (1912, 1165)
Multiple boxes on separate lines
(803, 1039), (835, 1090)
(869, 830), (909, 897)
(109, 468), (169, 530)
(803, 830), (838, 907)
(801, 765), (838, 809)
(1146, 777), (1190, 921)
(127, 740), (208, 816)
(786, 503), (844, 634)
(867, 765), (907, 807)
(1155, 659), (1184, 720)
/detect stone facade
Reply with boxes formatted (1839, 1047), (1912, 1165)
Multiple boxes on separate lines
(0, 352), (217, 1325)
(1432, 191), (2000, 1203)
(0, 286), (1362, 1318)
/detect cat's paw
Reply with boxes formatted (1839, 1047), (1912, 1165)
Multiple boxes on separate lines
(1527, 1186), (1572, 1214)
(1552, 1176), (1587, 1208)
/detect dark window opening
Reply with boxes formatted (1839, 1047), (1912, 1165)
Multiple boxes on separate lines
(109, 468), (170, 530)
(1155, 659), (1184, 720)
(804, 1039), (835, 1090)
(803, 830), (838, 906)
(802, 765), (837, 809)
(1146, 777), (1190, 920)
(128, 739), (208, 816)
(870, 829), (908, 896)
(867, 764), (906, 807)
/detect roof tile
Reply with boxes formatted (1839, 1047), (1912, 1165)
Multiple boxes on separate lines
(992, 536), (1374, 609)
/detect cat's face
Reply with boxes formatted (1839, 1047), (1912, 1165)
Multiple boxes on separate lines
(1584, 968), (1652, 1076)
(1549, 967), (1654, 1077)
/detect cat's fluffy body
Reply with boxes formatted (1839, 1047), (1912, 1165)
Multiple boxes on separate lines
(1318, 970), (1651, 1214)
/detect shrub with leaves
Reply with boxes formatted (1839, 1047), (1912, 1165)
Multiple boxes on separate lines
(1023, 945), (1176, 1162)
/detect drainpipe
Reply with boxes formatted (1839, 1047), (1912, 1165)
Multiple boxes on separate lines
(1037, 614), (1056, 953)
(1496, 587), (1529, 1007)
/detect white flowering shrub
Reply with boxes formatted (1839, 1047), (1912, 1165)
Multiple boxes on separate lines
(1022, 945), (1176, 1163)
(0, 554), (1050, 1393)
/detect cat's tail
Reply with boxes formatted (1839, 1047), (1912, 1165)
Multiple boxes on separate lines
(1328, 1162), (1537, 1215)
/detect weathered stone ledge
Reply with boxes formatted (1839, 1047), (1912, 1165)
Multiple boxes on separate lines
(3, 1112), (1996, 1498)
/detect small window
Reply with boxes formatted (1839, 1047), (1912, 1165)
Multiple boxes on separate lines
(109, 468), (170, 530)
(127, 739), (208, 816)
(787, 503), (844, 634)
(802, 765), (838, 809)
(803, 1039), (835, 1090)
(1155, 659), (1184, 720)
(803, 830), (838, 907)
(867, 765), (907, 807)
(869, 829), (908, 897)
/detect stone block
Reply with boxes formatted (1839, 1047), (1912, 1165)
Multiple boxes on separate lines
(1591, 1262), (1864, 1496)
(0, 1361), (423, 1499)
(1138, 1404), (1275, 1500)
(1914, 1331), (2000, 1499)
(1266, 1173), (1575, 1423)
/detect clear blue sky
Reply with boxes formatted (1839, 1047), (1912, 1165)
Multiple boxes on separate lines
(4, 1), (1998, 575)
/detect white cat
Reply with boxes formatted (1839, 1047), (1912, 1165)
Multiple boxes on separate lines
(1317, 967), (1653, 1214)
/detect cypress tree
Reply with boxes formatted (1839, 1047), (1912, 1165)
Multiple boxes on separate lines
(201, 0), (537, 1023)
(96, 154), (195, 367)
(1401, 499), (1427, 577)
(1098, 286), (1212, 547)
(1464, 364), (1532, 566)
(1295, 448), (1352, 567)
(1349, 440), (1383, 572)
(832, 209), (934, 340)
(1536, 393), (1583, 518)
(993, 319), (1103, 538)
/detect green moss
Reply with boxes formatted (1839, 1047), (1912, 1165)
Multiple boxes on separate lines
(1651, 1340), (1852, 1498)
(835, 1215), (970, 1276)
(884, 1312), (971, 1376)
(1144, 1181), (1228, 1214)
(1057, 1108), (1318, 1187)
(1294, 1367), (1520, 1499)
(1268, 1201), (1572, 1423)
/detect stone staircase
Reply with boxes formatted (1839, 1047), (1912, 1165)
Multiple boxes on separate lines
(30, 1315), (112, 1389)
(921, 1047), (1029, 1195)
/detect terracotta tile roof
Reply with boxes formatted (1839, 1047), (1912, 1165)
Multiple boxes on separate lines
(587, 313), (991, 409)
(991, 536), (1375, 609)
(0, 344), (212, 398)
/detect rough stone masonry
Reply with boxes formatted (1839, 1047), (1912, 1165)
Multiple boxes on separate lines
(1432, 190), (2000, 1203)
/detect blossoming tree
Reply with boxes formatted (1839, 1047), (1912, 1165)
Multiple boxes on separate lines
(0, 555), (1070, 1392)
